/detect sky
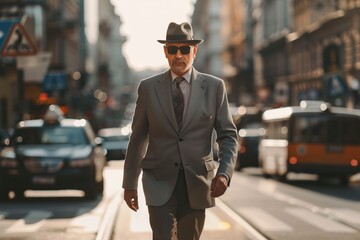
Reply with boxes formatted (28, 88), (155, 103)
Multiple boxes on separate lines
(110, 0), (196, 71)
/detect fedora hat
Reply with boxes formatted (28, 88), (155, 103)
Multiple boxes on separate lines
(158, 22), (203, 44)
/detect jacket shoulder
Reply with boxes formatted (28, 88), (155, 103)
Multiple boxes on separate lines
(196, 71), (224, 85)
(140, 71), (169, 85)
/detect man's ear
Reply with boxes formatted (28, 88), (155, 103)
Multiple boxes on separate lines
(193, 45), (198, 58)
(163, 45), (168, 57)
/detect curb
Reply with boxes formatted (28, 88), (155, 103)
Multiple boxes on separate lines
(95, 190), (123, 240)
(216, 199), (269, 240)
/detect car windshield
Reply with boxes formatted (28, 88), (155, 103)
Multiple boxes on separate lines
(14, 126), (89, 145)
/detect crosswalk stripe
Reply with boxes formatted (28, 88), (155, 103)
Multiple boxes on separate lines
(237, 207), (293, 231)
(329, 208), (360, 225)
(286, 208), (357, 233)
(5, 210), (52, 233)
(68, 206), (104, 233)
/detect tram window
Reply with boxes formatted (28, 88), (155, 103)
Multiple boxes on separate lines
(292, 117), (307, 142)
(309, 117), (326, 142)
(292, 116), (326, 143)
(328, 116), (360, 144)
(343, 117), (360, 144)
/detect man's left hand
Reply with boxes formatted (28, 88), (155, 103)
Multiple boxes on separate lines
(210, 174), (228, 197)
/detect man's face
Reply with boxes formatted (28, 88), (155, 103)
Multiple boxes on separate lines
(164, 43), (198, 76)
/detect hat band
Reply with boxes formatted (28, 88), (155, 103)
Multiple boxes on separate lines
(166, 34), (193, 41)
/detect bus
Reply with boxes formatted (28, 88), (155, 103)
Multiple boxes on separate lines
(259, 101), (360, 185)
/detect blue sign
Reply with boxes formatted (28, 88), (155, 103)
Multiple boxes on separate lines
(328, 75), (347, 97)
(0, 18), (21, 52)
(43, 73), (67, 91)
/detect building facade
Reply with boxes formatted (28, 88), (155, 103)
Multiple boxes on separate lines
(288, 0), (360, 107)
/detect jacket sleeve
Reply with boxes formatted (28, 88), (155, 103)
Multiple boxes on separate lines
(122, 82), (149, 190)
(214, 80), (238, 184)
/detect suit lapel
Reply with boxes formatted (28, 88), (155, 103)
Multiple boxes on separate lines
(182, 68), (206, 132)
(154, 71), (179, 131)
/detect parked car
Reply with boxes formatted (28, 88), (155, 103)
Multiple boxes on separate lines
(0, 105), (107, 200)
(98, 127), (130, 161)
(235, 123), (264, 171)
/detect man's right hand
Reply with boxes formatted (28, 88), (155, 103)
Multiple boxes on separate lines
(124, 189), (139, 212)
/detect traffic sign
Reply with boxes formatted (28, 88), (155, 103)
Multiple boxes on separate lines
(17, 52), (52, 82)
(0, 18), (21, 51)
(0, 22), (14, 51)
(1, 23), (37, 57)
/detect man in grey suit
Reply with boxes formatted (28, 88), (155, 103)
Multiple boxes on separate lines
(122, 22), (238, 240)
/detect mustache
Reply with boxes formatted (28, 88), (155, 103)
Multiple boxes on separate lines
(172, 60), (185, 64)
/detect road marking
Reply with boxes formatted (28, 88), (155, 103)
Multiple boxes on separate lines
(205, 210), (230, 230)
(69, 205), (105, 233)
(329, 208), (360, 225)
(237, 207), (293, 231)
(216, 201), (268, 240)
(6, 210), (52, 233)
(129, 182), (232, 233)
(286, 208), (357, 233)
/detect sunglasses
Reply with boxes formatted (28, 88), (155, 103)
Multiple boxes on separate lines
(166, 45), (192, 55)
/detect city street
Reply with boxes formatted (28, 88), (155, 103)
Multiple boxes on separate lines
(2, 1), (360, 240)
(0, 161), (359, 240)
(111, 162), (360, 240)
(221, 169), (360, 240)
(0, 161), (123, 240)
(111, 165), (263, 240)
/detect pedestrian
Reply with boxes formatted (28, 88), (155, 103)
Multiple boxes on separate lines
(122, 21), (238, 240)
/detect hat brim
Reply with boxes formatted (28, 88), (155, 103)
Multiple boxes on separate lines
(157, 39), (203, 44)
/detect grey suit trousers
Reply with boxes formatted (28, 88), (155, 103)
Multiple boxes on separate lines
(148, 170), (206, 240)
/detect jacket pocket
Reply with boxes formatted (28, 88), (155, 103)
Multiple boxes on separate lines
(199, 113), (213, 121)
(202, 155), (217, 171)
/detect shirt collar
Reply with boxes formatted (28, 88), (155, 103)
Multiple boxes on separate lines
(170, 69), (192, 84)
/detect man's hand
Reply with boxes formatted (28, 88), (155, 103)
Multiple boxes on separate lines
(210, 174), (228, 197)
(124, 189), (139, 212)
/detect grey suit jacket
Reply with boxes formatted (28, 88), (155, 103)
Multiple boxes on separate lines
(122, 68), (238, 209)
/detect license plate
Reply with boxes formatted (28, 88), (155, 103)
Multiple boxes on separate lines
(32, 176), (55, 185)
(326, 145), (343, 153)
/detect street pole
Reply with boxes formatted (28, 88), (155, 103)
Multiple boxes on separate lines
(17, 68), (24, 122)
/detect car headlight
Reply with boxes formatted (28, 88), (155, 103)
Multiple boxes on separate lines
(0, 147), (17, 168)
(69, 158), (92, 167)
(0, 158), (18, 168)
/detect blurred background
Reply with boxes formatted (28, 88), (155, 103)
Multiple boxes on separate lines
(1, 2), (360, 239)
(0, 0), (359, 131)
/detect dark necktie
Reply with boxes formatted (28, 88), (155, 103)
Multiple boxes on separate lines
(172, 77), (185, 129)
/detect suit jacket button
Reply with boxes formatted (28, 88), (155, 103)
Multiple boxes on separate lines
(179, 138), (183, 142)
(174, 162), (179, 166)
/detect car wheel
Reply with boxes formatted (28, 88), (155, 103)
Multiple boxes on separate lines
(0, 189), (9, 201)
(97, 180), (104, 195)
(84, 184), (98, 200)
(14, 189), (25, 200)
(277, 173), (288, 182)
(339, 175), (350, 186)
(84, 171), (99, 200)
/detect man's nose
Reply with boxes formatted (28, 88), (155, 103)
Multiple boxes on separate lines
(175, 50), (182, 57)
